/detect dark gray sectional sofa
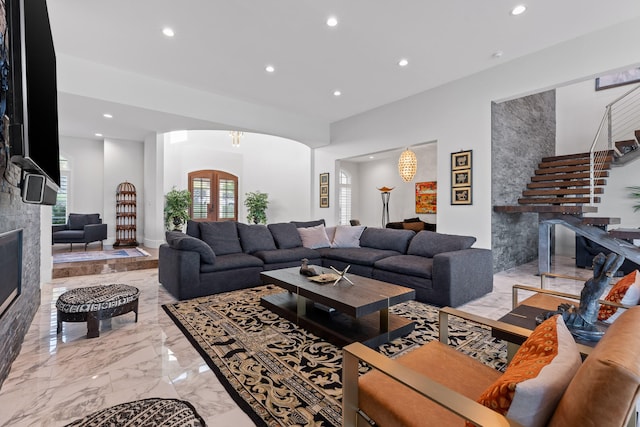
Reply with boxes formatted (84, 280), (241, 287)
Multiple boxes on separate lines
(158, 219), (493, 307)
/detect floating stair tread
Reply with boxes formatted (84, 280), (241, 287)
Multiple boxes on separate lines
(541, 150), (612, 163)
(527, 179), (607, 189)
(522, 188), (603, 196)
(534, 164), (610, 175)
(518, 196), (599, 204)
(531, 171), (609, 182)
(581, 217), (621, 226)
(494, 205), (598, 214)
(538, 156), (613, 169)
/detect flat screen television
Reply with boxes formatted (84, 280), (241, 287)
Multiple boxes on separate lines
(6, 0), (60, 204)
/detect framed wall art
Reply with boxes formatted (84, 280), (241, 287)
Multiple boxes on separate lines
(415, 181), (437, 214)
(319, 173), (329, 208)
(451, 150), (472, 205)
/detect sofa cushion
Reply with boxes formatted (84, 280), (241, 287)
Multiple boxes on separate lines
(254, 247), (321, 264)
(268, 223), (303, 249)
(360, 228), (415, 254)
(166, 231), (216, 265)
(199, 222), (243, 255)
(374, 255), (433, 279)
(598, 270), (640, 323)
(407, 230), (476, 258)
(402, 222), (424, 232)
(297, 224), (332, 249)
(291, 219), (326, 228)
(68, 213), (100, 230)
(237, 223), (277, 253)
(332, 225), (366, 248)
(320, 247), (400, 266)
(475, 315), (581, 427)
(201, 253), (263, 273)
(186, 220), (201, 239)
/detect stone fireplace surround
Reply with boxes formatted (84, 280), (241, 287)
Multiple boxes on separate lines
(0, 163), (42, 388)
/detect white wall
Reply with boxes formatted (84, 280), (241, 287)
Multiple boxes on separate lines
(104, 139), (145, 244)
(163, 130), (312, 225)
(324, 18), (640, 250)
(555, 79), (640, 255)
(59, 136), (104, 215)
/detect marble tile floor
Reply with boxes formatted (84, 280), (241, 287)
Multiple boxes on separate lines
(0, 255), (596, 426)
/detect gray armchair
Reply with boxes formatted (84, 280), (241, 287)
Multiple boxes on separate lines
(52, 213), (107, 250)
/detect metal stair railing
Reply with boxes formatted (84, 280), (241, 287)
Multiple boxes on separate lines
(589, 83), (640, 206)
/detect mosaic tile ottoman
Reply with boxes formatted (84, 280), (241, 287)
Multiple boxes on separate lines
(65, 398), (206, 426)
(56, 284), (140, 338)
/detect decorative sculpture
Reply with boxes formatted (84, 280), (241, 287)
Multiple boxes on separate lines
(541, 252), (625, 340)
(299, 258), (318, 277)
(329, 265), (354, 286)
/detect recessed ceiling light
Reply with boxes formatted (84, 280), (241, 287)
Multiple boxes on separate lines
(492, 51), (504, 59)
(103, 113), (113, 118)
(162, 27), (175, 37)
(398, 58), (409, 67)
(369, 156), (375, 159)
(326, 16), (338, 27)
(95, 133), (103, 137)
(511, 5), (526, 15)
(333, 90), (341, 97)
(265, 65), (275, 73)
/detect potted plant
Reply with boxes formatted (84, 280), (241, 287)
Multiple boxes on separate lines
(164, 187), (191, 230)
(630, 186), (640, 212)
(244, 191), (269, 224)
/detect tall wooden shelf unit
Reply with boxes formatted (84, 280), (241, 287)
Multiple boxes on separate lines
(114, 182), (139, 247)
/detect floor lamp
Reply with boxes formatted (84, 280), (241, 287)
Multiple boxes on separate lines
(378, 187), (394, 228)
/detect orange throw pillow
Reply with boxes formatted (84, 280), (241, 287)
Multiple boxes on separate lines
(471, 315), (581, 427)
(598, 270), (640, 322)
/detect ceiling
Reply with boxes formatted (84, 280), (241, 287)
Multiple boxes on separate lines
(47, 0), (640, 142)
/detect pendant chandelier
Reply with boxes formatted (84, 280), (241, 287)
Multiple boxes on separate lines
(230, 131), (244, 147)
(398, 148), (417, 182)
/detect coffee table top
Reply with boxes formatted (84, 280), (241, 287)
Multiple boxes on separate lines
(261, 267), (415, 318)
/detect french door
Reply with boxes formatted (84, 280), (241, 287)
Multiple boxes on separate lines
(188, 170), (238, 222)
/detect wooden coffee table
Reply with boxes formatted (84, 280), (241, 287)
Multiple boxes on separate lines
(260, 267), (415, 347)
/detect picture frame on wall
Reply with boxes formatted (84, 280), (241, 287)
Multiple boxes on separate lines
(415, 181), (437, 214)
(451, 150), (472, 205)
(452, 187), (472, 205)
(451, 150), (472, 170)
(319, 173), (329, 208)
(452, 169), (471, 187)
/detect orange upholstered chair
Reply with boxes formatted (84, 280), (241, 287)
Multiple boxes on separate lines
(343, 306), (640, 427)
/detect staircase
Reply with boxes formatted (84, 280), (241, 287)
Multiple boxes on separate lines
(495, 84), (640, 274)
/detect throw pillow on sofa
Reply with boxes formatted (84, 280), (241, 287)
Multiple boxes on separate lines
(200, 222), (243, 255)
(165, 231), (216, 265)
(297, 224), (332, 249)
(268, 223), (303, 249)
(407, 230), (476, 258)
(332, 225), (366, 248)
(237, 223), (277, 253)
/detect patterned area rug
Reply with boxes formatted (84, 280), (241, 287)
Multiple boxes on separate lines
(53, 248), (150, 264)
(162, 285), (507, 427)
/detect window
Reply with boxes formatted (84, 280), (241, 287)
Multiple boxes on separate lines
(339, 170), (352, 225)
(188, 170), (238, 221)
(52, 158), (69, 225)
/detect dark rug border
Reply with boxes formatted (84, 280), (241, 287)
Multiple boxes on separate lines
(162, 303), (268, 427)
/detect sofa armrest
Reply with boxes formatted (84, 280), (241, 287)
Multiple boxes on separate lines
(431, 248), (493, 307)
(83, 223), (107, 243)
(158, 244), (201, 300)
(512, 284), (631, 312)
(52, 224), (68, 234)
(342, 341), (522, 427)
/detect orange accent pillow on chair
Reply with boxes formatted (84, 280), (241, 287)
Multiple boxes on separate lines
(470, 315), (581, 427)
(598, 270), (640, 323)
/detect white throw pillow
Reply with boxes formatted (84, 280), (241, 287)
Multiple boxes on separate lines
(297, 224), (331, 249)
(331, 225), (366, 248)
